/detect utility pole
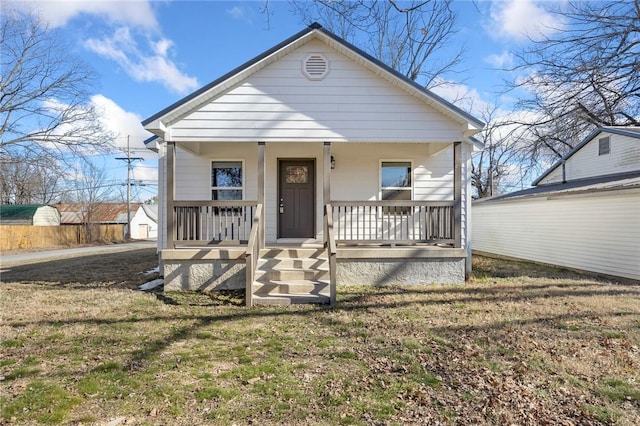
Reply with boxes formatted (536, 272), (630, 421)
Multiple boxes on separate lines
(115, 136), (144, 240)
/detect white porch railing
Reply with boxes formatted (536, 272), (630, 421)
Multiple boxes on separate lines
(330, 201), (456, 245)
(173, 201), (258, 245)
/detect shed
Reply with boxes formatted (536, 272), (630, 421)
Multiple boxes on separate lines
(130, 204), (158, 239)
(0, 204), (61, 226)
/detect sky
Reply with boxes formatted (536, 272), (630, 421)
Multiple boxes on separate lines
(8, 0), (565, 201)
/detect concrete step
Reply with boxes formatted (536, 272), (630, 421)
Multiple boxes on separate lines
(257, 257), (328, 270)
(256, 267), (329, 281)
(260, 248), (326, 259)
(252, 293), (330, 306)
(253, 280), (329, 295)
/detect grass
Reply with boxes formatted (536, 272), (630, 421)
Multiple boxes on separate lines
(1, 249), (639, 425)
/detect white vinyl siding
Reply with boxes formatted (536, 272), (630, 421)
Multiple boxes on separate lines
(170, 39), (462, 143)
(472, 190), (640, 281)
(539, 133), (640, 184)
(165, 142), (469, 248)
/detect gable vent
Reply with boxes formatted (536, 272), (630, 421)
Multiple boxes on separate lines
(303, 53), (329, 80)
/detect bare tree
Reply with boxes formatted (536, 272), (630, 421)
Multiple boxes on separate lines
(72, 161), (114, 242)
(509, 0), (640, 163)
(0, 152), (64, 204)
(290, 0), (463, 87)
(0, 8), (113, 164)
(471, 104), (527, 198)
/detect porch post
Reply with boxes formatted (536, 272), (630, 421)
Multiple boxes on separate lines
(453, 141), (462, 248)
(166, 141), (176, 249)
(258, 142), (265, 247)
(323, 142), (331, 206)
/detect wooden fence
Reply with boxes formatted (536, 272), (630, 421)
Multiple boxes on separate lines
(0, 225), (125, 250)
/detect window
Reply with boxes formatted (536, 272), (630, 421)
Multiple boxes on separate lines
(381, 162), (412, 213)
(211, 161), (243, 200)
(598, 137), (610, 155)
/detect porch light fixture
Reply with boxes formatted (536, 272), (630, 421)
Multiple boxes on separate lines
(331, 155), (336, 169)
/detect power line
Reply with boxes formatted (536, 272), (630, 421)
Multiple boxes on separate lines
(115, 136), (144, 240)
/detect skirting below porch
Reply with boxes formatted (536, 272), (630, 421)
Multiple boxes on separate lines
(161, 246), (466, 292)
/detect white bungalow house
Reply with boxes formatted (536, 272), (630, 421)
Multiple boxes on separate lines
(473, 126), (640, 281)
(143, 23), (484, 305)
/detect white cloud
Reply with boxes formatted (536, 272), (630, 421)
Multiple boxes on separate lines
(489, 0), (564, 42)
(484, 50), (514, 69)
(226, 5), (253, 24)
(133, 164), (158, 182)
(10, 0), (158, 29)
(430, 80), (492, 119)
(84, 28), (199, 95)
(90, 94), (156, 159)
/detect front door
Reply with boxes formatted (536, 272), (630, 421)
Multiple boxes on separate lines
(278, 159), (315, 238)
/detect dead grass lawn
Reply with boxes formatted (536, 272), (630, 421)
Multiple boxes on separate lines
(1, 250), (638, 425)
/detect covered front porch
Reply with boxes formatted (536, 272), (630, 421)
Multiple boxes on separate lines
(161, 141), (465, 306)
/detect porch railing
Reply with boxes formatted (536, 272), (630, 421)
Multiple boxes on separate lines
(330, 201), (455, 245)
(245, 204), (263, 307)
(324, 204), (337, 306)
(174, 201), (258, 245)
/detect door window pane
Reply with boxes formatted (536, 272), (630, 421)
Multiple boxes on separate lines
(285, 166), (308, 184)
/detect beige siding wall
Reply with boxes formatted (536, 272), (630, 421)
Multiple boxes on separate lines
(32, 206), (60, 226)
(170, 39), (462, 143)
(165, 142), (468, 247)
(472, 190), (640, 281)
(540, 133), (640, 184)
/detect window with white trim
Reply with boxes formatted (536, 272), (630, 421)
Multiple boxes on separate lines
(381, 161), (412, 212)
(211, 161), (243, 200)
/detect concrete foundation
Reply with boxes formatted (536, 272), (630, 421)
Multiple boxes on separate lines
(161, 249), (246, 291)
(337, 257), (465, 285)
(161, 247), (466, 291)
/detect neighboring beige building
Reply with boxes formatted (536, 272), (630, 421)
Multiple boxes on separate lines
(0, 204), (61, 226)
(143, 23), (484, 305)
(473, 127), (640, 281)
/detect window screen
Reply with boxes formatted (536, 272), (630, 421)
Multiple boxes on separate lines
(598, 137), (610, 155)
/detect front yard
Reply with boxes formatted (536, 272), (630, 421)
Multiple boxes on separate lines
(1, 251), (638, 425)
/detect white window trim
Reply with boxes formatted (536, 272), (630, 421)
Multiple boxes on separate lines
(211, 159), (245, 200)
(379, 159), (414, 201)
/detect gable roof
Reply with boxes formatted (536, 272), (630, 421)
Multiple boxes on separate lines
(1, 204), (48, 220)
(140, 204), (158, 223)
(532, 126), (640, 186)
(476, 170), (640, 204)
(142, 23), (483, 136)
(56, 203), (141, 224)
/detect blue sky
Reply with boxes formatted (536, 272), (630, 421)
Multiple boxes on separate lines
(11, 0), (564, 201)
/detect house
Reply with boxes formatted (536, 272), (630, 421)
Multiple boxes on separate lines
(143, 23), (484, 305)
(0, 204), (61, 226)
(56, 202), (142, 240)
(56, 203), (140, 225)
(130, 204), (158, 239)
(472, 126), (640, 281)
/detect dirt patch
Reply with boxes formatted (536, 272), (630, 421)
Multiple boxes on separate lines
(0, 247), (159, 289)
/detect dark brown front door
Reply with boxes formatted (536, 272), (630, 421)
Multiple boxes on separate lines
(278, 159), (315, 238)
